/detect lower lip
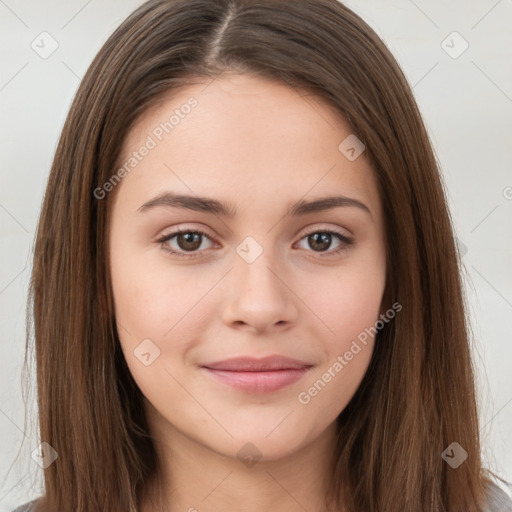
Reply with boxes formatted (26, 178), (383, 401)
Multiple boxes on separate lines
(202, 367), (312, 393)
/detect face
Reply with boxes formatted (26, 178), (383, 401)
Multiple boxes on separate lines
(109, 73), (387, 462)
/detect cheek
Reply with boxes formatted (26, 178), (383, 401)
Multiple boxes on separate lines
(300, 250), (385, 406)
(110, 239), (205, 339)
(110, 246), (225, 385)
(307, 260), (386, 346)
(110, 260), (171, 339)
(295, 271), (383, 421)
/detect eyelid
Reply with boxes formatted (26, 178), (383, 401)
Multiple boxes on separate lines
(155, 223), (218, 243)
(155, 226), (218, 255)
(295, 222), (352, 240)
(156, 223), (353, 259)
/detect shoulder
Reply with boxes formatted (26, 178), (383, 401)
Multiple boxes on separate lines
(9, 484), (512, 512)
(484, 480), (512, 512)
(11, 499), (39, 512)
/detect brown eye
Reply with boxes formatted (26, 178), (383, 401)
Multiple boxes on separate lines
(157, 227), (353, 260)
(157, 229), (215, 258)
(307, 233), (333, 252)
(175, 232), (203, 251)
(295, 230), (353, 256)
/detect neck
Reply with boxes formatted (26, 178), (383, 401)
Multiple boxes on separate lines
(140, 403), (338, 512)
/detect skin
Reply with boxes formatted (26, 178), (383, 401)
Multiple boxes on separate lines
(109, 73), (387, 512)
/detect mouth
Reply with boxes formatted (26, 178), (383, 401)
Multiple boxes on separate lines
(200, 355), (314, 393)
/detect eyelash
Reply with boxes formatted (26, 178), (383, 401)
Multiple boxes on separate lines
(156, 227), (354, 259)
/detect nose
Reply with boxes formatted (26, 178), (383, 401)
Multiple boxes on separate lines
(220, 250), (299, 334)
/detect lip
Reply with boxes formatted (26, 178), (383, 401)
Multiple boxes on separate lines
(200, 355), (313, 393)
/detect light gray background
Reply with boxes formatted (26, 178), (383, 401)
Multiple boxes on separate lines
(1, 0), (511, 509)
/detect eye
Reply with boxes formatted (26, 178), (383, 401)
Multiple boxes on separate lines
(156, 228), (217, 258)
(295, 229), (353, 256)
(156, 227), (353, 259)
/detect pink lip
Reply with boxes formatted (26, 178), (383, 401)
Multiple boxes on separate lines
(200, 355), (313, 393)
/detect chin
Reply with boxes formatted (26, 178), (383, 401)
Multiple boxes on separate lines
(208, 419), (321, 463)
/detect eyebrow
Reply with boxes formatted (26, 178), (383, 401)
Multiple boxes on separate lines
(137, 192), (372, 218)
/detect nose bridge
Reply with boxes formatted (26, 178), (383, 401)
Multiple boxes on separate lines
(221, 235), (298, 331)
(237, 248), (279, 295)
(234, 234), (285, 302)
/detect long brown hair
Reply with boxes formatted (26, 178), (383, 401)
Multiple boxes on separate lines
(22, 0), (501, 510)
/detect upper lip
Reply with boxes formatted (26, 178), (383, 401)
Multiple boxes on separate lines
(201, 355), (313, 371)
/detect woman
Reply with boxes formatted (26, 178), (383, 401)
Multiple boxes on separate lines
(13, 0), (512, 510)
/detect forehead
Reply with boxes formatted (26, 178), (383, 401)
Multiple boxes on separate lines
(114, 73), (381, 219)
